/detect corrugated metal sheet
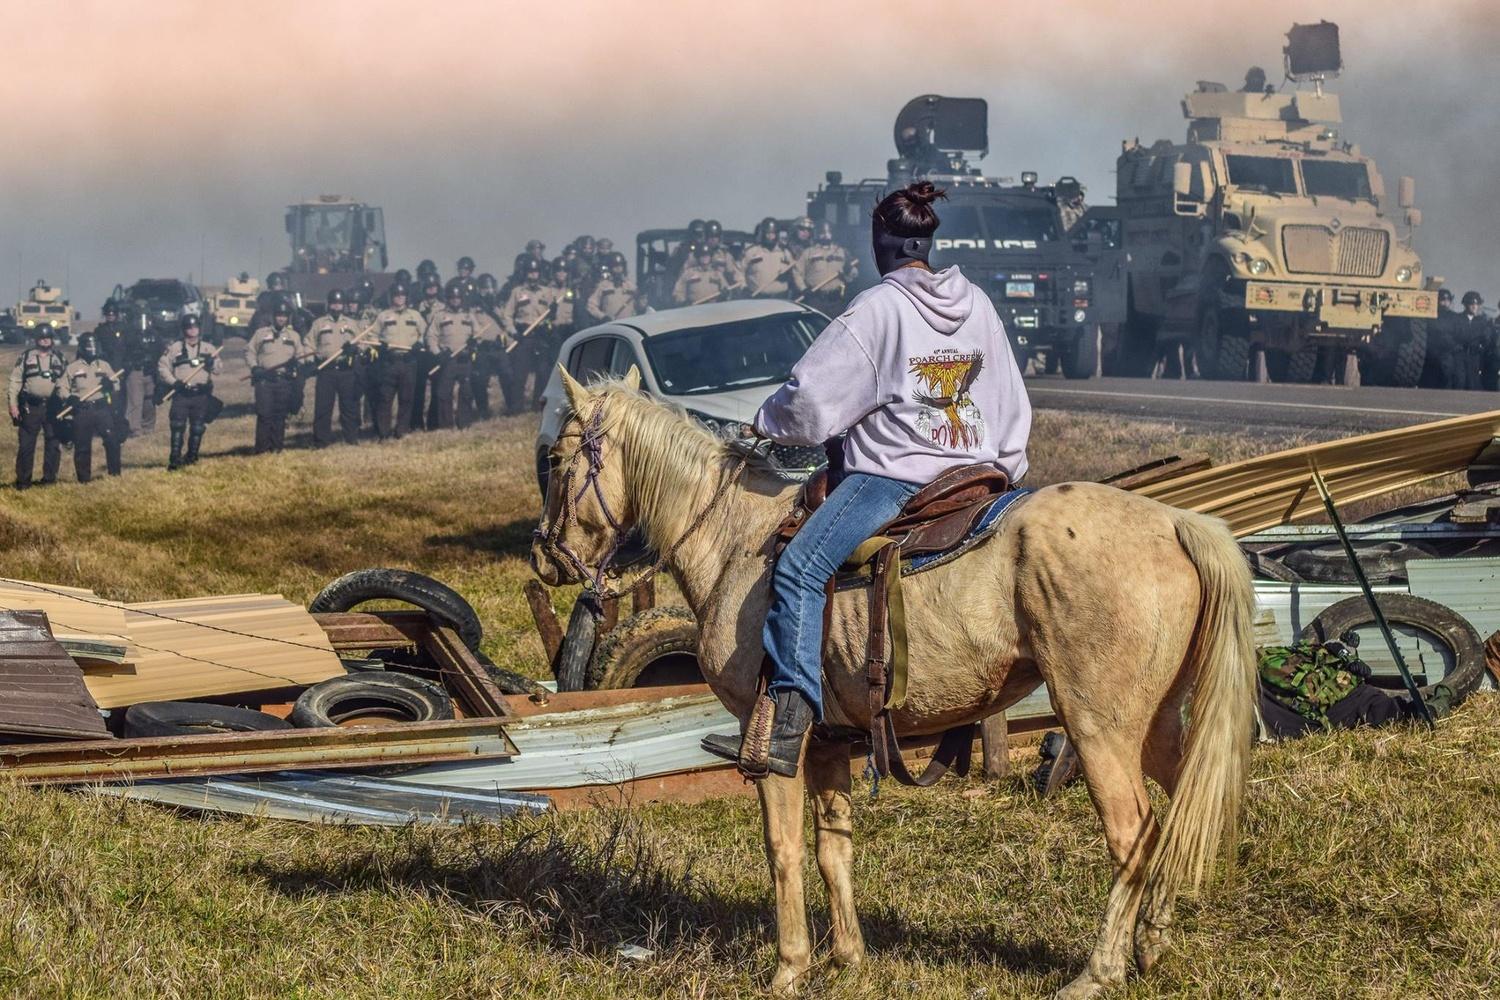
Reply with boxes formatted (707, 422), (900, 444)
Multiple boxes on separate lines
(0, 610), (111, 740)
(1133, 409), (1500, 536)
(96, 771), (550, 825)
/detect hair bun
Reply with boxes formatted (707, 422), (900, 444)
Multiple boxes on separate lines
(905, 181), (944, 206)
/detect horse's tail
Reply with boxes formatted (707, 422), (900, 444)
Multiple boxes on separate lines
(1146, 510), (1257, 902)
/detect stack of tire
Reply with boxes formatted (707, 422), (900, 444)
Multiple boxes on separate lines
(122, 569), (533, 739)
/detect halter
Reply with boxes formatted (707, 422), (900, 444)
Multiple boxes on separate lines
(535, 399), (747, 600)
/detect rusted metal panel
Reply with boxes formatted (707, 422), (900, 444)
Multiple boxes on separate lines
(0, 610), (111, 741)
(313, 610), (429, 650)
(0, 717), (517, 784)
(422, 625), (511, 718)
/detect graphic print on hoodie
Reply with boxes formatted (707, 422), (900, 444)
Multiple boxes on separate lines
(755, 264), (1031, 484)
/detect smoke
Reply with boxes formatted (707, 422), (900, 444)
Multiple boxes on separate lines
(0, 0), (1494, 313)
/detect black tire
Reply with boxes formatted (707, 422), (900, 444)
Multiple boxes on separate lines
(1280, 346), (1319, 384)
(124, 701), (292, 739)
(586, 607), (701, 690)
(290, 672), (455, 728)
(309, 568), (483, 652)
(1388, 319), (1428, 389)
(1197, 305), (1250, 380)
(1060, 325), (1100, 380)
(554, 597), (598, 692)
(1299, 594), (1487, 702)
(1281, 541), (1434, 585)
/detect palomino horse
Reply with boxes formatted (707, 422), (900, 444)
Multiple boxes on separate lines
(530, 368), (1257, 999)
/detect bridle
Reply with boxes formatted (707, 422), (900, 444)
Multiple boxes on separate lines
(535, 399), (747, 600)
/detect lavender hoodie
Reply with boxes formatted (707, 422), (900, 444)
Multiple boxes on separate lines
(755, 265), (1031, 484)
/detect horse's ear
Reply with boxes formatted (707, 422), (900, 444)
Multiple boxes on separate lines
(622, 364), (642, 391)
(558, 364), (589, 414)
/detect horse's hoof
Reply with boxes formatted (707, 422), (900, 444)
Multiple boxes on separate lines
(1133, 923), (1170, 974)
(1052, 972), (1109, 1000)
(829, 946), (864, 970)
(770, 964), (807, 996)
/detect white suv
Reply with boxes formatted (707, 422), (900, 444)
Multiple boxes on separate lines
(535, 299), (829, 496)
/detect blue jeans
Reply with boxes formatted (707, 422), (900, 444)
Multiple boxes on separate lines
(766, 472), (921, 720)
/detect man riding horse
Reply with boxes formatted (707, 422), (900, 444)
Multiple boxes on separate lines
(701, 180), (1033, 778)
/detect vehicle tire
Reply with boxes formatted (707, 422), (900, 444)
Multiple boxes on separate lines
(290, 672), (455, 728)
(308, 568), (483, 652)
(1299, 594), (1487, 702)
(1281, 541), (1435, 585)
(123, 701), (292, 739)
(1388, 319), (1428, 389)
(586, 607), (701, 690)
(1060, 325), (1100, 380)
(1280, 346), (1319, 383)
(554, 597), (598, 692)
(1195, 263), (1249, 380)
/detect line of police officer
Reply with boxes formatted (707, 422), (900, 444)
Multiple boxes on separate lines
(669, 216), (856, 317)
(9, 246), (642, 488)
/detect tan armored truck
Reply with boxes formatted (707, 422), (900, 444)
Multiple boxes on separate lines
(13, 281), (74, 344)
(1114, 22), (1438, 384)
(205, 273), (261, 338)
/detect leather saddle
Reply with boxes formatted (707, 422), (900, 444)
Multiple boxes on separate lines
(769, 461), (1020, 789)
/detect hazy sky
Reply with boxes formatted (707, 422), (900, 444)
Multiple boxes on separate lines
(1, 0), (1494, 314)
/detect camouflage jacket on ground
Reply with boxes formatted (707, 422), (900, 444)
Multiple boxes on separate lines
(1257, 640), (1367, 725)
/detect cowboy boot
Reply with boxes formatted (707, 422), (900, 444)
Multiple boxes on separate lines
(167, 425), (185, 471)
(185, 425), (206, 465)
(702, 690), (813, 779)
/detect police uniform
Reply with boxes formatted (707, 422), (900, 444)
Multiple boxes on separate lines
(706, 245), (742, 286)
(373, 305), (427, 438)
(423, 304), (482, 428)
(499, 282), (558, 408)
(8, 345), (65, 487)
(247, 323), (305, 453)
(741, 244), (796, 298)
(587, 276), (640, 322)
(306, 312), (364, 447)
(62, 357), (122, 482)
(1453, 312), (1493, 391)
(672, 262), (729, 306)
(122, 323), (163, 437)
(796, 242), (855, 314)
(466, 310), (503, 420)
(157, 339), (218, 468)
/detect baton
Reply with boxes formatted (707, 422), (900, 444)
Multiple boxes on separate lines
(55, 367), (127, 420)
(794, 271), (843, 303)
(693, 282), (743, 306)
(504, 310), (553, 354)
(159, 342), (225, 404)
(313, 325), (380, 373)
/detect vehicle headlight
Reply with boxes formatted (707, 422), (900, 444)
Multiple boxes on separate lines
(1248, 258), (1271, 275)
(688, 410), (752, 439)
(228, 316), (239, 324)
(1073, 309), (1087, 323)
(48, 320), (58, 328)
(24, 319), (34, 328)
(1395, 266), (1413, 283)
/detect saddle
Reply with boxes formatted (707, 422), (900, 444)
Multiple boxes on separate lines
(772, 462), (1026, 788)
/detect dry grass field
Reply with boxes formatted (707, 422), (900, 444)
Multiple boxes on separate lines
(1, 343), (1495, 999)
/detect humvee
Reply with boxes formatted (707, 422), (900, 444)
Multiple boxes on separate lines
(13, 281), (75, 344)
(1114, 21), (1438, 384)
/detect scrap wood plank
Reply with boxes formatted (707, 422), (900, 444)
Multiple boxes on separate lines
(1131, 409), (1500, 536)
(85, 594), (344, 708)
(0, 610), (111, 741)
(0, 717), (518, 784)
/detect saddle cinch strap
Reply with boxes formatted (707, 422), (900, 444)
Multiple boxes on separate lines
(830, 464), (1024, 788)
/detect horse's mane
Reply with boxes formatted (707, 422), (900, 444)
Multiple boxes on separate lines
(584, 378), (736, 542)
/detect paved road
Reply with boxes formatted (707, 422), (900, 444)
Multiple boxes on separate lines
(1024, 376), (1500, 434)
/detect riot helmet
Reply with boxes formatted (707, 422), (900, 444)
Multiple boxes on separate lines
(596, 238), (614, 255)
(389, 282), (409, 303)
(815, 221), (835, 243)
(76, 333), (99, 360)
(525, 239), (546, 257)
(327, 289), (347, 315)
(417, 259), (438, 279)
(687, 219), (707, 244)
(757, 217), (779, 247)
(102, 300), (119, 320)
(477, 273), (498, 295)
(393, 268), (413, 287)
(444, 278), (466, 304)
(266, 272), (287, 292)
(456, 256), (476, 276)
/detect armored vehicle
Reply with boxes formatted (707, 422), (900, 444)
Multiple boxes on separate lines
(205, 273), (261, 337)
(13, 281), (76, 344)
(1113, 22), (1437, 384)
(278, 195), (393, 313)
(806, 95), (1126, 378)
